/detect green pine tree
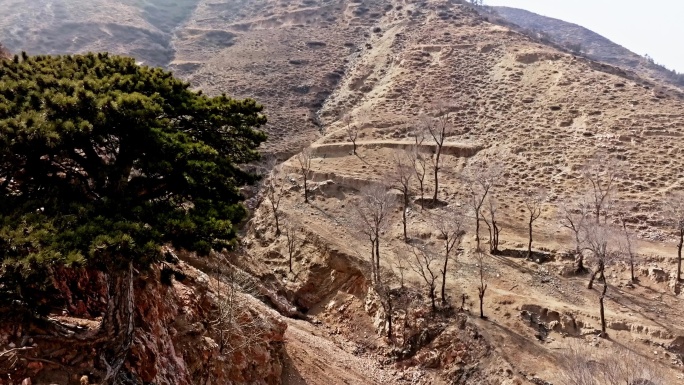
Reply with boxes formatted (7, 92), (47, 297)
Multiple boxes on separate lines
(0, 52), (267, 382)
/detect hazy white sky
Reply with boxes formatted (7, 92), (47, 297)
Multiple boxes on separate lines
(483, 0), (684, 73)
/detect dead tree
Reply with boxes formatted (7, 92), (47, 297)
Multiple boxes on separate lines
(523, 188), (546, 260)
(265, 168), (284, 236)
(475, 251), (488, 319)
(389, 151), (414, 242)
(431, 209), (465, 304)
(664, 192), (684, 282)
(210, 255), (269, 355)
(463, 161), (500, 251)
(420, 105), (452, 204)
(559, 198), (590, 273)
(407, 245), (440, 312)
(355, 185), (395, 283)
(559, 341), (664, 385)
(375, 265), (398, 341)
(342, 114), (359, 155)
(582, 154), (619, 224)
(408, 145), (428, 210)
(297, 148), (313, 203)
(284, 222), (300, 274)
(583, 223), (619, 337)
(617, 209), (637, 282)
(482, 196), (502, 254)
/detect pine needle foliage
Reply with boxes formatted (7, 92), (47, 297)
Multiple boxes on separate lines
(0, 53), (267, 310)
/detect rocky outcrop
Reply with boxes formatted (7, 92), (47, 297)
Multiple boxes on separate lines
(0, 260), (287, 385)
(128, 261), (286, 385)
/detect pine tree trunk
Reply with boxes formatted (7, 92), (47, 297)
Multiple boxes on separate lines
(100, 261), (135, 384)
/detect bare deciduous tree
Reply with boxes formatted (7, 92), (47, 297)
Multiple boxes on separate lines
(617, 210), (638, 282)
(265, 165), (284, 236)
(341, 114), (359, 155)
(390, 151), (414, 242)
(664, 192), (684, 282)
(408, 145), (429, 210)
(284, 222), (301, 274)
(210, 255), (270, 355)
(407, 245), (440, 312)
(297, 148), (313, 203)
(559, 342), (664, 385)
(355, 185), (395, 283)
(482, 196), (502, 254)
(375, 265), (398, 341)
(559, 198), (590, 273)
(431, 208), (465, 304)
(463, 161), (500, 251)
(582, 154), (619, 224)
(583, 223), (619, 337)
(523, 188), (546, 260)
(421, 103), (452, 204)
(475, 251), (488, 319)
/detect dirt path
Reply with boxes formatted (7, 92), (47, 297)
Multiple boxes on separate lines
(282, 319), (397, 385)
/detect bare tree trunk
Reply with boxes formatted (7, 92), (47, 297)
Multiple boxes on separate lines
(441, 246), (449, 304)
(599, 279), (608, 338)
(432, 152), (441, 204)
(678, 229), (683, 282)
(274, 214), (280, 237)
(588, 269), (598, 289)
(386, 297), (393, 340)
(369, 238), (377, 283)
(576, 253), (586, 274)
(429, 286), (436, 313)
(478, 291), (485, 319)
(475, 211), (481, 251)
(375, 233), (380, 280)
(100, 261), (135, 385)
(303, 174), (309, 203)
(527, 218), (533, 260)
(402, 196), (408, 242)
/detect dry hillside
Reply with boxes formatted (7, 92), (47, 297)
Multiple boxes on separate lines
(491, 6), (684, 89)
(3, 0), (684, 384)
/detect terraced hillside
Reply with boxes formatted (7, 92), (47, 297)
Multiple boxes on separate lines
(3, 0), (684, 384)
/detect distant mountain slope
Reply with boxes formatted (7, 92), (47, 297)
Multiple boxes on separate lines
(492, 6), (684, 88)
(0, 0), (202, 67)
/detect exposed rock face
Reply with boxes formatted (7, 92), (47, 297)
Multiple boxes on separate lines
(0, 260), (287, 385)
(128, 261), (286, 384)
